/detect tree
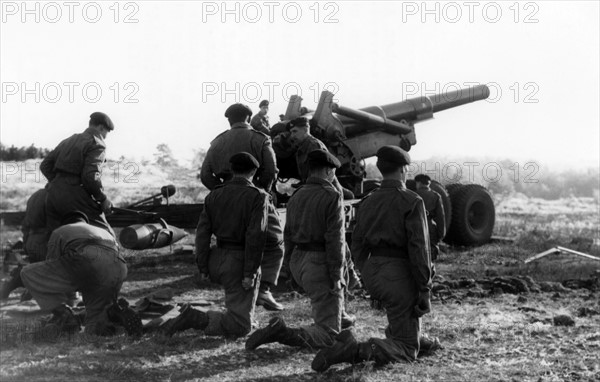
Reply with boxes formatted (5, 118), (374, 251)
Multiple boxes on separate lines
(153, 143), (178, 168)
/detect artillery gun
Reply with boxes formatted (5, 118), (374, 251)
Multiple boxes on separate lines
(272, 85), (495, 245)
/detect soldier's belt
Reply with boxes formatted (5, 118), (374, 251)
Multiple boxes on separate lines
(216, 239), (245, 250)
(370, 246), (408, 259)
(295, 242), (326, 252)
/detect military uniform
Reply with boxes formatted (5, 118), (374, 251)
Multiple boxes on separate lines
(246, 150), (345, 351)
(250, 114), (270, 136)
(21, 220), (127, 334)
(195, 177), (269, 337)
(200, 119), (283, 309)
(41, 126), (114, 237)
(312, 146), (435, 372)
(22, 188), (49, 263)
(415, 186), (446, 260)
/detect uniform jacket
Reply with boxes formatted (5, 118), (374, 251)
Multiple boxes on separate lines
(195, 177), (269, 279)
(352, 179), (432, 292)
(200, 122), (278, 191)
(40, 127), (108, 202)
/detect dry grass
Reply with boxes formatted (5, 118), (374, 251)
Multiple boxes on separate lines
(1, 185), (599, 381)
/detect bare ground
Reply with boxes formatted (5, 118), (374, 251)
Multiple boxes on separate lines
(1, 196), (599, 382)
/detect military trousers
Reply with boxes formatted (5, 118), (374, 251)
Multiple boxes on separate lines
(46, 176), (116, 238)
(21, 244), (127, 333)
(24, 230), (50, 263)
(289, 249), (343, 349)
(261, 202), (284, 286)
(360, 256), (420, 363)
(204, 248), (261, 338)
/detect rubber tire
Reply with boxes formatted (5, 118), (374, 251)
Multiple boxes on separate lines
(444, 184), (495, 246)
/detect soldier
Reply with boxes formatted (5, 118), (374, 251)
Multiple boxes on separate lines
(40, 112), (115, 237)
(22, 187), (50, 263)
(200, 103), (284, 311)
(312, 145), (439, 372)
(163, 153), (268, 338)
(245, 149), (346, 351)
(414, 174), (446, 261)
(250, 99), (271, 135)
(20, 211), (129, 335)
(1, 187), (50, 300)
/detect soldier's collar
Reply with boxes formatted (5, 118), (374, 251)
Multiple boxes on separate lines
(381, 179), (405, 189)
(84, 127), (105, 140)
(229, 177), (253, 186)
(231, 122), (251, 129)
(306, 176), (333, 187)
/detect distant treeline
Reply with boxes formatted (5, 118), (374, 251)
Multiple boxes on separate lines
(0, 143), (50, 161)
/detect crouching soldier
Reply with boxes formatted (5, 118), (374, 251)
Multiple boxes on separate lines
(245, 149), (346, 351)
(21, 211), (131, 336)
(163, 152), (269, 338)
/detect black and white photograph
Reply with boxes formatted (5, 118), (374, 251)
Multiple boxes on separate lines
(1, 1), (599, 381)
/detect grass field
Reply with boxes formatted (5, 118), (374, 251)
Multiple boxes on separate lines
(1, 164), (599, 381)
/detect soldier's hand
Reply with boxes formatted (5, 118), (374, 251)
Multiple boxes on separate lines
(414, 291), (431, 317)
(242, 276), (255, 290)
(101, 198), (113, 215)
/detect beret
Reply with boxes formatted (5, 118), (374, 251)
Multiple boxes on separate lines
(307, 149), (340, 169)
(224, 103), (253, 119)
(230, 152), (260, 172)
(287, 116), (310, 130)
(259, 100), (269, 108)
(414, 174), (431, 183)
(89, 112), (114, 131)
(376, 145), (411, 166)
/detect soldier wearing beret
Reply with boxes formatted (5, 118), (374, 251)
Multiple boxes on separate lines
(250, 100), (271, 135)
(312, 145), (440, 372)
(164, 152), (269, 338)
(246, 149), (347, 351)
(414, 174), (446, 261)
(200, 105), (284, 311)
(40, 112), (116, 237)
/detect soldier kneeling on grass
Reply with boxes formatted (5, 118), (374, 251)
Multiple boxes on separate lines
(20, 211), (141, 337)
(162, 152), (269, 338)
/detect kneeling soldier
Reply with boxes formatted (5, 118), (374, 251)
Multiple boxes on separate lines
(246, 149), (346, 351)
(312, 146), (439, 371)
(163, 152), (269, 338)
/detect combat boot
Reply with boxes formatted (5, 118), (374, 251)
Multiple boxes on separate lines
(0, 266), (24, 300)
(341, 312), (356, 329)
(161, 303), (208, 336)
(256, 287), (283, 311)
(245, 316), (288, 350)
(311, 329), (360, 372)
(46, 304), (82, 334)
(419, 335), (442, 357)
(107, 298), (143, 337)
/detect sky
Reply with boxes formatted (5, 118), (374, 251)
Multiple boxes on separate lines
(1, 0), (599, 170)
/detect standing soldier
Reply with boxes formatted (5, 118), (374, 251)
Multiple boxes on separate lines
(312, 146), (439, 372)
(414, 174), (446, 260)
(200, 103), (284, 311)
(250, 99), (271, 135)
(245, 149), (346, 351)
(40, 112), (115, 237)
(163, 153), (269, 338)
